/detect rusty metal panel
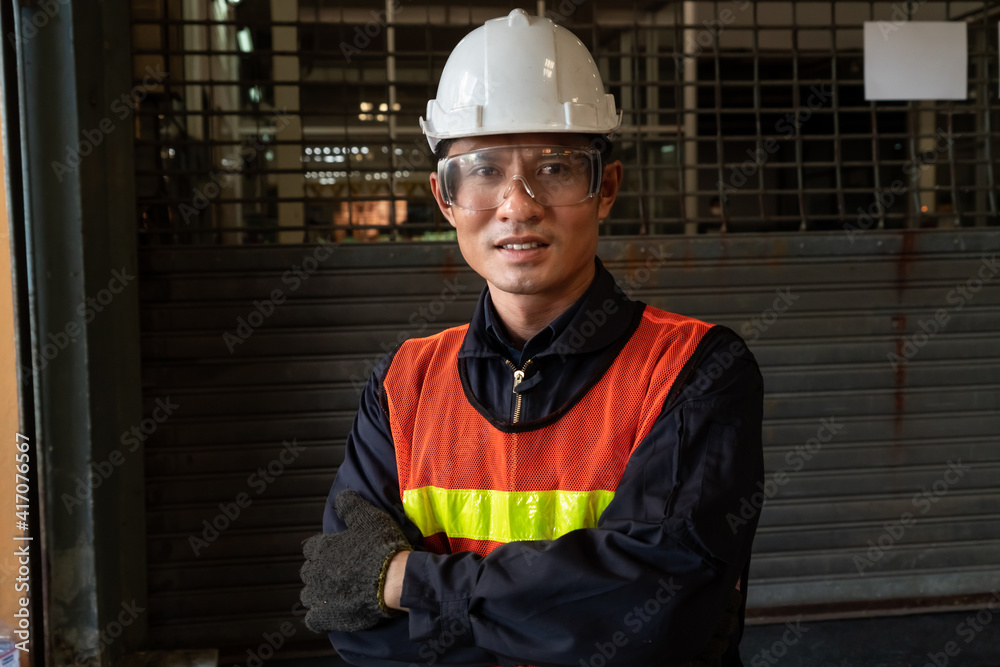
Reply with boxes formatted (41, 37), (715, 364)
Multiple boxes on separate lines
(139, 230), (1000, 648)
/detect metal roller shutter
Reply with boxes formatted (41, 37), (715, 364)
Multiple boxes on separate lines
(139, 230), (999, 649)
(140, 242), (482, 647)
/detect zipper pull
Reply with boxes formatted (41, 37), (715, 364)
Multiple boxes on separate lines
(512, 369), (525, 391)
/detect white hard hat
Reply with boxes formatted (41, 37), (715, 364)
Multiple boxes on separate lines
(420, 9), (622, 151)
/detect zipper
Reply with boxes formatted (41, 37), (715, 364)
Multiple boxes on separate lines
(504, 358), (534, 424)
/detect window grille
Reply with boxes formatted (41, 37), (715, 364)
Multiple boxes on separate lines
(130, 0), (1000, 244)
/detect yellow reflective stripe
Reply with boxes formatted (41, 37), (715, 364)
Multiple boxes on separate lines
(402, 487), (616, 543)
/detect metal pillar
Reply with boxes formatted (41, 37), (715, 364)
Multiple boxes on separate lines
(11, 1), (145, 665)
(271, 0), (304, 245)
(682, 1), (699, 235)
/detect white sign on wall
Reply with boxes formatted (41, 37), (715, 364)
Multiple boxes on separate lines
(864, 21), (968, 101)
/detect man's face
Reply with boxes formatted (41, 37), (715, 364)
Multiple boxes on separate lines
(429, 133), (622, 304)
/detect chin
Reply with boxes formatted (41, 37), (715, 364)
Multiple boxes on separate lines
(489, 272), (546, 295)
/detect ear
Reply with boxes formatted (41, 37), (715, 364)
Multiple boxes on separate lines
(429, 170), (458, 228)
(597, 160), (623, 221)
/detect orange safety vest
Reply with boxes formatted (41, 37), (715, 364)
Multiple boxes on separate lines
(384, 306), (712, 556)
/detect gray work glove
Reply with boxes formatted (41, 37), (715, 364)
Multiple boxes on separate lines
(299, 489), (412, 633)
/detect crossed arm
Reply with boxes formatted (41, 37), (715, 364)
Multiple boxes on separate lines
(308, 333), (764, 666)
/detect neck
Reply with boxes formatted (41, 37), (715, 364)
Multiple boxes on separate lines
(488, 263), (595, 348)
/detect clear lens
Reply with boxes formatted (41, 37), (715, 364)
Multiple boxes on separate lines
(439, 145), (600, 210)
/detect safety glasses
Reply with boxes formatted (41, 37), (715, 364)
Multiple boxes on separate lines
(437, 145), (603, 211)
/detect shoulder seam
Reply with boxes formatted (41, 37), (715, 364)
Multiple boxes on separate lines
(663, 324), (730, 409)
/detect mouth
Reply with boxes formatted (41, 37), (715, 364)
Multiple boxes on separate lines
(498, 241), (547, 250)
(495, 236), (551, 252)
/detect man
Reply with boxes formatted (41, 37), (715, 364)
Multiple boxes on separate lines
(300, 10), (764, 666)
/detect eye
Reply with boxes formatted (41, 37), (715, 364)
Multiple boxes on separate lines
(468, 164), (502, 179)
(538, 162), (570, 177)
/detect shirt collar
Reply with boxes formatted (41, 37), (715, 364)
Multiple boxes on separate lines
(460, 256), (641, 360)
(483, 281), (586, 364)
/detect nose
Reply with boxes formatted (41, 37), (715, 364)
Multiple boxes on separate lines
(496, 175), (544, 222)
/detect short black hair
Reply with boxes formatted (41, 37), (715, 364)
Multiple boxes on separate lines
(585, 133), (615, 165)
(433, 138), (456, 163)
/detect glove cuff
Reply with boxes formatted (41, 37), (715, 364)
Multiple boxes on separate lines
(376, 547), (407, 616)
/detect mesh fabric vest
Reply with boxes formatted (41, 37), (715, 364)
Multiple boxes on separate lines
(384, 305), (712, 557)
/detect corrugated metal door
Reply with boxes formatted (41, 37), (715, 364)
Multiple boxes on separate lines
(140, 230), (1000, 650)
(129, 0), (1000, 653)
(141, 242), (480, 648)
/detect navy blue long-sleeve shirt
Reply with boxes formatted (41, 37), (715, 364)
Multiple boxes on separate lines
(321, 257), (765, 667)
